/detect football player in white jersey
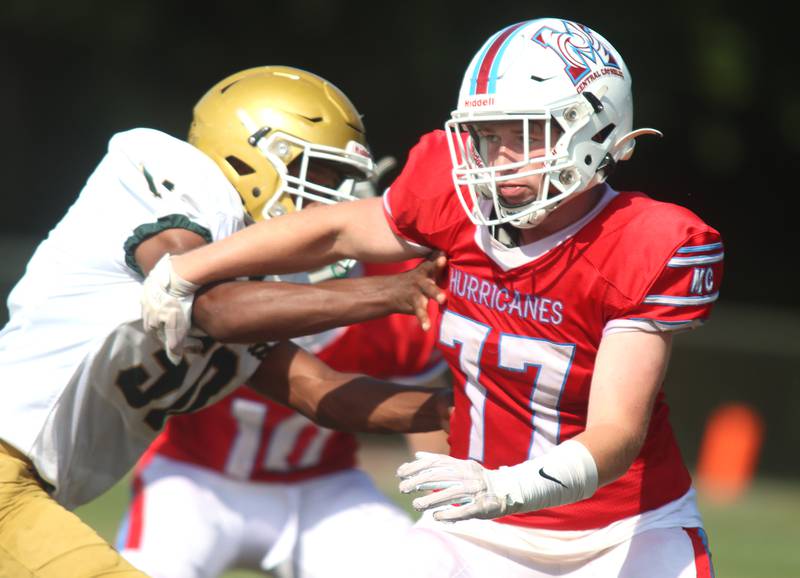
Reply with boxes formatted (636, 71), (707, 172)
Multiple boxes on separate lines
(141, 20), (721, 578)
(0, 66), (447, 578)
(115, 162), (450, 578)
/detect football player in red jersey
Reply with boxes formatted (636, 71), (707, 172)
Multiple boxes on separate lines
(142, 18), (720, 578)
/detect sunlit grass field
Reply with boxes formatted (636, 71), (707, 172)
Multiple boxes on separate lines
(76, 435), (800, 578)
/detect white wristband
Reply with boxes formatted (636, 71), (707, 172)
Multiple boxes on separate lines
(486, 440), (599, 515)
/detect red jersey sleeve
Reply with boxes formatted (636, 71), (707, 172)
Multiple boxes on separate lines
(382, 130), (469, 252)
(622, 230), (723, 325)
(599, 195), (724, 329)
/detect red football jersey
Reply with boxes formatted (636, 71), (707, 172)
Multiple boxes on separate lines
(383, 130), (723, 531)
(142, 260), (445, 483)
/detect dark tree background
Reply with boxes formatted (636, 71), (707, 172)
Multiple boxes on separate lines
(1, 0), (794, 306)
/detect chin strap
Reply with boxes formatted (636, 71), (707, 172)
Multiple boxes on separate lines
(510, 207), (549, 229)
(306, 259), (357, 284)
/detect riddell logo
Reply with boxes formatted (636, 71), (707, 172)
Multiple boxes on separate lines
(463, 96), (495, 108)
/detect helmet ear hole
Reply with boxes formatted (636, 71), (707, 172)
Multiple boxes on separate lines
(592, 124), (616, 144)
(225, 155), (256, 176)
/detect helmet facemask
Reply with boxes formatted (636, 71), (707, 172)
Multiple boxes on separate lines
(240, 118), (375, 220)
(447, 110), (578, 229)
(242, 127), (371, 278)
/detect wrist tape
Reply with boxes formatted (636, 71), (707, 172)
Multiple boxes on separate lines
(487, 440), (599, 515)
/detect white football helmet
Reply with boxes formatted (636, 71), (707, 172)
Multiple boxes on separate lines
(445, 18), (661, 228)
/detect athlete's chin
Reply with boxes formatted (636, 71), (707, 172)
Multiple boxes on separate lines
(498, 188), (535, 207)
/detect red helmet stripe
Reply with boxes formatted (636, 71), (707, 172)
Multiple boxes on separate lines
(474, 22), (528, 95)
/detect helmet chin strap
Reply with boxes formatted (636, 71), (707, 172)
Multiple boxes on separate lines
(502, 172), (556, 229)
(306, 259), (357, 284)
(269, 259), (357, 286)
(509, 207), (549, 229)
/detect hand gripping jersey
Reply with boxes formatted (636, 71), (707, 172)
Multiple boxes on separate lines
(141, 260), (446, 483)
(0, 129), (265, 509)
(383, 131), (724, 531)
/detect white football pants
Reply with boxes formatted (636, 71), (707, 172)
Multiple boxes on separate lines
(117, 455), (412, 578)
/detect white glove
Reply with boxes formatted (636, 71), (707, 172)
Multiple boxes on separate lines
(397, 442), (598, 523)
(141, 254), (200, 364)
(397, 452), (515, 521)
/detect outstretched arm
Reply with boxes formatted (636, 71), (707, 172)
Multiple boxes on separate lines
(192, 257), (445, 342)
(172, 197), (423, 285)
(135, 227), (445, 345)
(250, 341), (452, 434)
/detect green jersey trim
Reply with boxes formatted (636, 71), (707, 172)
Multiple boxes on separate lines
(124, 214), (213, 276)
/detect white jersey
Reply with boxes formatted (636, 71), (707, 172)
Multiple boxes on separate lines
(0, 128), (264, 509)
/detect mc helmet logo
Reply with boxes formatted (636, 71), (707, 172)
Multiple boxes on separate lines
(533, 21), (621, 85)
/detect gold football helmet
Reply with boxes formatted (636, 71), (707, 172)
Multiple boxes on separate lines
(189, 66), (375, 222)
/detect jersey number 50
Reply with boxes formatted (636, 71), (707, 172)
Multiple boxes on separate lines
(116, 346), (239, 430)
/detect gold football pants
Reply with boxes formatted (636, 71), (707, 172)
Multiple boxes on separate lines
(0, 440), (148, 577)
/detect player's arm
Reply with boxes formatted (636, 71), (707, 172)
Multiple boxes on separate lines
(574, 330), (671, 484)
(172, 197), (423, 285)
(191, 259), (445, 342)
(135, 228), (446, 344)
(397, 330), (671, 522)
(404, 371), (453, 455)
(249, 341), (451, 434)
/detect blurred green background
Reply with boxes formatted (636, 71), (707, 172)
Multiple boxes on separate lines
(2, 1), (798, 576)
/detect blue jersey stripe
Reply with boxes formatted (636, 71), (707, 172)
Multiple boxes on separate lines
(668, 252), (724, 267)
(676, 242), (723, 254)
(643, 292), (719, 306)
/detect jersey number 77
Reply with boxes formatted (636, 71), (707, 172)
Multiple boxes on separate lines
(439, 309), (576, 462)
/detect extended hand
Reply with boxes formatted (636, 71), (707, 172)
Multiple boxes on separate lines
(398, 441), (599, 523)
(395, 252), (447, 330)
(397, 452), (514, 522)
(141, 254), (200, 364)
